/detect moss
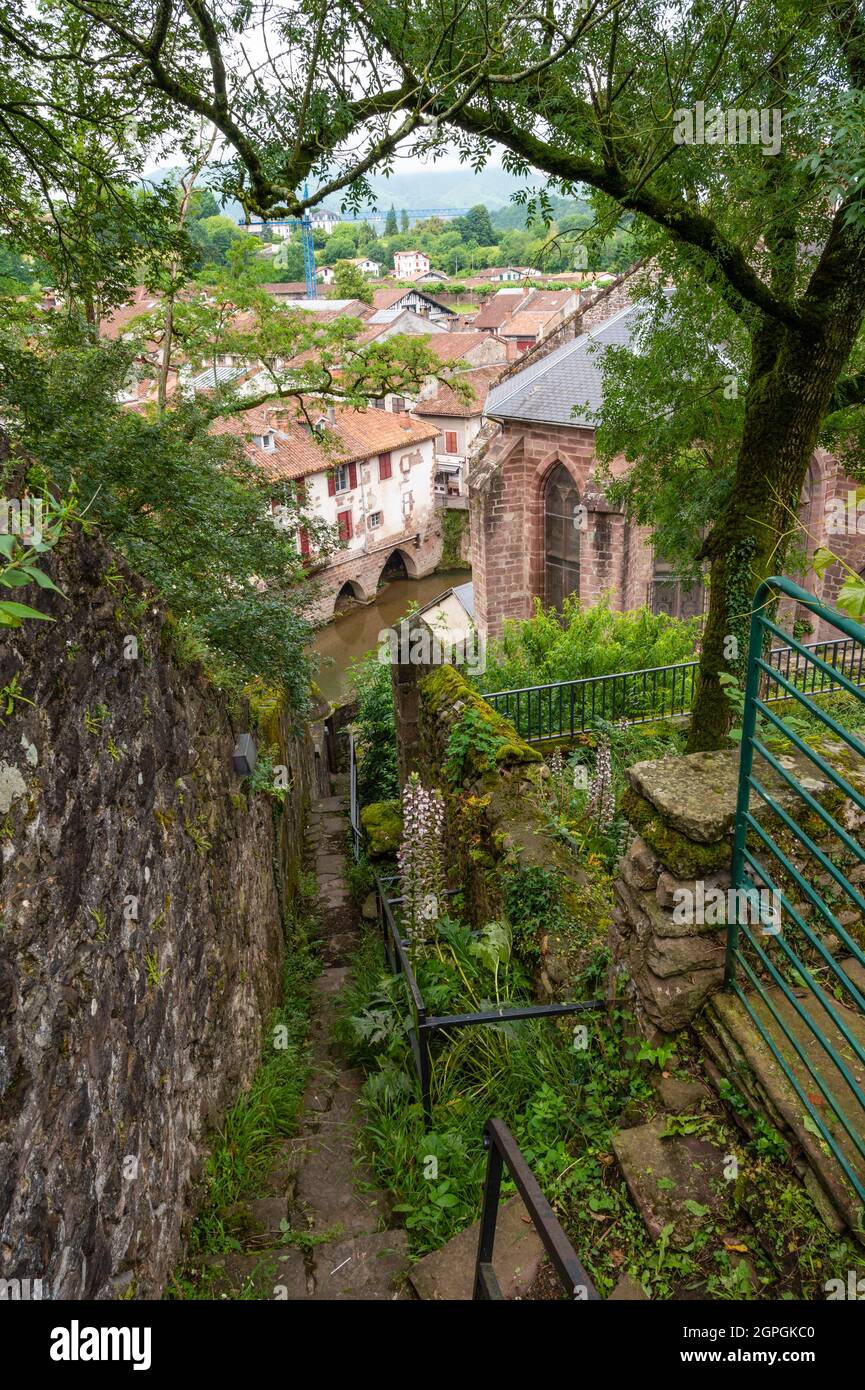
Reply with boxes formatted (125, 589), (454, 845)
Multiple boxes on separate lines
(621, 786), (732, 878)
(360, 800), (403, 857)
(420, 665), (542, 772)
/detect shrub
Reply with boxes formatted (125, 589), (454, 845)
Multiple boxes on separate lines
(474, 595), (700, 695)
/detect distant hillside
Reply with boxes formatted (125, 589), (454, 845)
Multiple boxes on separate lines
(147, 157), (589, 228)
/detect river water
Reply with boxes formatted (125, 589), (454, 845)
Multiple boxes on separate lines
(310, 569), (470, 704)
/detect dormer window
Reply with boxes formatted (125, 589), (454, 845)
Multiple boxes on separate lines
(254, 432), (275, 452)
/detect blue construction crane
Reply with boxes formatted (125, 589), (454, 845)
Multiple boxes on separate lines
(241, 187), (318, 297)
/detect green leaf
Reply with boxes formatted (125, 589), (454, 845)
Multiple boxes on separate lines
(0, 600), (54, 622)
(684, 1199), (710, 1217)
(0, 570), (33, 587)
(836, 575), (865, 623)
(0, 534), (17, 558)
(19, 565), (64, 593)
(811, 547), (835, 578)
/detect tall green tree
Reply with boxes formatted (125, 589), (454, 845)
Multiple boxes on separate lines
(331, 259), (373, 304)
(385, 204), (398, 235)
(15, 0), (865, 746)
(400, 208), (409, 232)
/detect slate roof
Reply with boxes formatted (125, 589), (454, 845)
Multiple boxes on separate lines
(484, 300), (647, 427)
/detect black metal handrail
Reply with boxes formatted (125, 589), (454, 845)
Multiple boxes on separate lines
(371, 867), (604, 1123)
(474, 1118), (600, 1301)
(482, 635), (864, 743)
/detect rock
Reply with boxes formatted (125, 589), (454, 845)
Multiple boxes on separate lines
(651, 1075), (712, 1113)
(362, 892), (378, 922)
(612, 1116), (727, 1244)
(409, 1195), (545, 1301)
(646, 931), (726, 980)
(608, 1272), (649, 1300)
(634, 960), (725, 1033)
(627, 750), (741, 844)
(656, 868), (731, 911)
(621, 836), (660, 891)
(312, 1231), (410, 1300)
(619, 787), (733, 879)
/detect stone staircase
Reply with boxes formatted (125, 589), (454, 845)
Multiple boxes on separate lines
(205, 780), (411, 1299)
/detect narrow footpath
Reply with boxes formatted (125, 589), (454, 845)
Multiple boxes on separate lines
(211, 776), (410, 1300)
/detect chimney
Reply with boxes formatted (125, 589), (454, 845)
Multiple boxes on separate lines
(327, 405), (336, 426)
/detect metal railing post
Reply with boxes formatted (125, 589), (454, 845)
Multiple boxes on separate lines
(474, 1127), (504, 1299)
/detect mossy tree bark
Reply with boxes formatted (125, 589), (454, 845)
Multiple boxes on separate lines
(688, 238), (865, 750)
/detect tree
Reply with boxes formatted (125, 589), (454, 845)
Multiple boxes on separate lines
(18, 1), (865, 747)
(385, 204), (398, 236)
(331, 260), (373, 304)
(188, 186), (220, 221)
(464, 204), (494, 247)
(400, 209), (409, 232)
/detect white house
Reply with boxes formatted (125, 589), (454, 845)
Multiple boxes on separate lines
(211, 402), (442, 618)
(317, 265), (336, 285)
(393, 249), (431, 278)
(412, 365), (504, 506)
(352, 257), (382, 277)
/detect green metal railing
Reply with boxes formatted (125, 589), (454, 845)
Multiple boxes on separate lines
(728, 576), (865, 1206)
(483, 634), (864, 743)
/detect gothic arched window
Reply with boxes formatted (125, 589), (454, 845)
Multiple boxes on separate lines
(544, 463), (581, 610)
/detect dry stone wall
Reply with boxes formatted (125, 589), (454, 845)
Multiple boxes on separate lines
(0, 530), (318, 1298)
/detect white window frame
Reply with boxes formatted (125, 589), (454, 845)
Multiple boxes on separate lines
(368, 510), (383, 530)
(334, 463), (351, 493)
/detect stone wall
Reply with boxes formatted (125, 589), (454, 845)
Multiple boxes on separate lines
(0, 530), (318, 1298)
(394, 654), (613, 990)
(469, 421), (655, 640)
(610, 751), (737, 1037)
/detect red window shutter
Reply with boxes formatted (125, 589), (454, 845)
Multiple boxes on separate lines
(445, 431), (458, 453)
(348, 461), (358, 490)
(327, 472), (336, 497)
(378, 452), (392, 481)
(299, 527), (310, 556)
(338, 510), (353, 542)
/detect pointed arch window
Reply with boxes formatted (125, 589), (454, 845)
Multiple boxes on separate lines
(544, 463), (581, 610)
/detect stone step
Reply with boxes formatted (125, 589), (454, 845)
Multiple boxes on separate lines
(408, 1195), (545, 1301)
(204, 1247), (308, 1300)
(699, 963), (865, 1237)
(313, 795), (348, 812)
(612, 1115), (728, 1245)
(312, 1230), (410, 1300)
(292, 1123), (389, 1237)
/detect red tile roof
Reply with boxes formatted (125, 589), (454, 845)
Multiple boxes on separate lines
(211, 403), (439, 482)
(472, 293), (527, 331)
(412, 366), (504, 418)
(421, 332), (498, 362)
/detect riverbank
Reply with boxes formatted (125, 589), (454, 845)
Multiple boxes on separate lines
(310, 568), (470, 704)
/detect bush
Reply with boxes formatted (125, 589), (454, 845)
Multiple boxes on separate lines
(347, 650), (398, 802)
(474, 595), (700, 695)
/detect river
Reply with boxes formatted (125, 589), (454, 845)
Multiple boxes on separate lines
(310, 568), (471, 704)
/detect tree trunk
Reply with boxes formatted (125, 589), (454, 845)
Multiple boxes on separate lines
(687, 303), (865, 751)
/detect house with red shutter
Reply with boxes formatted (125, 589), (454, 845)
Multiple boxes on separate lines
(393, 249), (431, 279)
(211, 403), (441, 619)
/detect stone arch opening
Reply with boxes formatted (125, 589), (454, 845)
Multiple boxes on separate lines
(334, 580), (366, 614)
(377, 548), (418, 587)
(543, 462), (581, 611)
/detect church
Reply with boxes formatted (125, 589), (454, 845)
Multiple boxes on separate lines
(468, 276), (864, 645)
